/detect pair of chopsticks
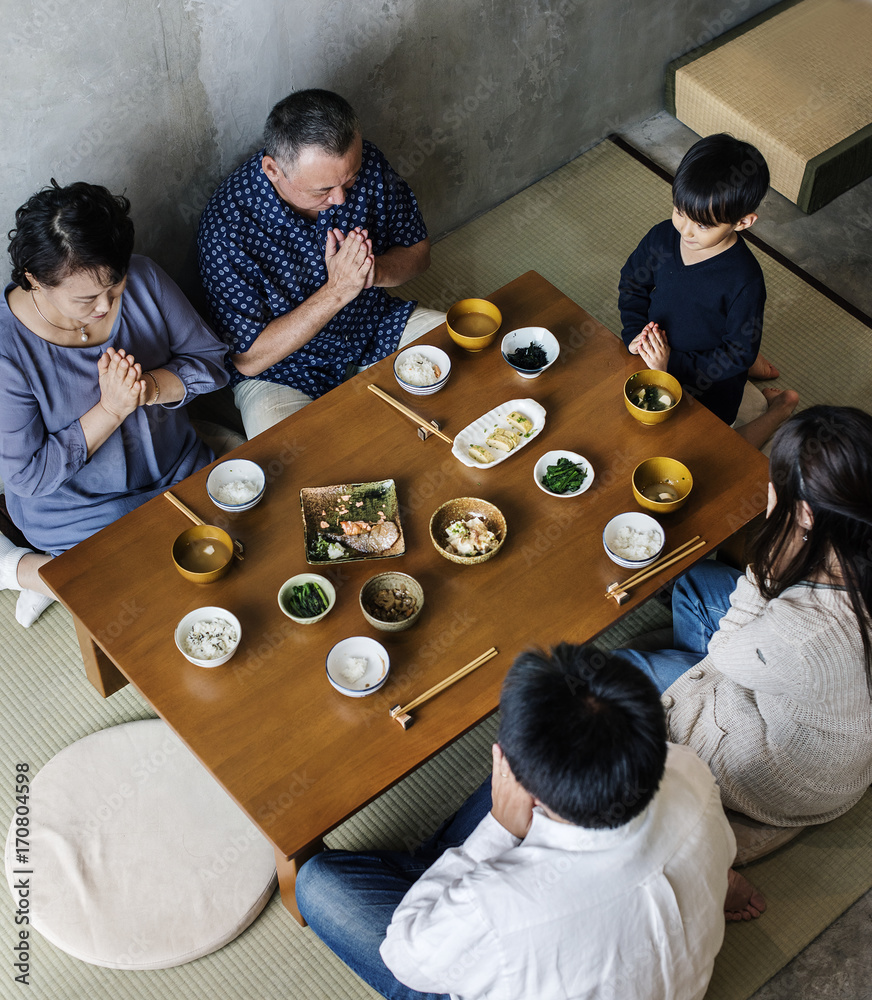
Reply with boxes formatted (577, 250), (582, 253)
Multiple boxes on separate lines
(605, 536), (705, 604)
(165, 491), (245, 561)
(390, 647), (499, 729)
(368, 384), (453, 444)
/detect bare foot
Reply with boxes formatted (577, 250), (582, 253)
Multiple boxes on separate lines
(736, 388), (799, 451)
(725, 867), (767, 921)
(761, 387), (799, 414)
(749, 354), (780, 380)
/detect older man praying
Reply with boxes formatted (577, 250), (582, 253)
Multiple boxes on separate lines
(198, 88), (443, 438)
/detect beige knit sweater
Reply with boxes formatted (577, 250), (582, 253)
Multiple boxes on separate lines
(663, 569), (872, 826)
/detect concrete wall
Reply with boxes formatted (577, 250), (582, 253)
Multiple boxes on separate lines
(2, 0), (775, 297)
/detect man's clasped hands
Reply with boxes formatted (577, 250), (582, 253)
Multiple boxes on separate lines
(326, 225), (376, 293)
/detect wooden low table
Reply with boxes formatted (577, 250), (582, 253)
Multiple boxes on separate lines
(41, 271), (769, 922)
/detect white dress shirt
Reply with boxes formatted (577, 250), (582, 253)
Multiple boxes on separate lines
(381, 744), (735, 1000)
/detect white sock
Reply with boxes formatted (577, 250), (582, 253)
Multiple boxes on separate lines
(0, 541), (32, 592)
(0, 532), (56, 625)
(16, 590), (56, 628)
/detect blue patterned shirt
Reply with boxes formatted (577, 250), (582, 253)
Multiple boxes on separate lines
(197, 141), (426, 398)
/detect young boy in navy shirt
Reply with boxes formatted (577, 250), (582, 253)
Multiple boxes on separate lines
(619, 133), (797, 449)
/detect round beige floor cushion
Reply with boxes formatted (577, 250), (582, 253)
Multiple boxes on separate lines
(4, 719), (276, 969)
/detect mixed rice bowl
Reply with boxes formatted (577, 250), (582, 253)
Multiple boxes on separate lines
(393, 346), (451, 395)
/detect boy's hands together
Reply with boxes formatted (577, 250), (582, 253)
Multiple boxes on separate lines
(627, 323), (650, 355)
(630, 322), (671, 371)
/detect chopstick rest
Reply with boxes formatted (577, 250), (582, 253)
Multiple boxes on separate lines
(605, 536), (705, 604)
(389, 647), (499, 729)
(368, 384), (454, 444)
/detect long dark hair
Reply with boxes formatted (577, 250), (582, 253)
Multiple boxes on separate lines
(8, 179), (134, 291)
(750, 405), (872, 695)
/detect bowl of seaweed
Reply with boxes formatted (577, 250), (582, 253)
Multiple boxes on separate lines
(501, 328), (559, 379)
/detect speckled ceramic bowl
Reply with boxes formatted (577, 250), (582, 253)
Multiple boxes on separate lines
(359, 572), (424, 632)
(429, 498), (507, 565)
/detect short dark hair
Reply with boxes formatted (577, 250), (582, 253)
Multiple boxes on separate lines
(263, 89), (360, 171)
(498, 644), (667, 829)
(8, 180), (134, 291)
(672, 133), (770, 226)
(751, 405), (872, 697)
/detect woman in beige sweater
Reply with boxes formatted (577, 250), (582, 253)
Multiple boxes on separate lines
(617, 404), (872, 845)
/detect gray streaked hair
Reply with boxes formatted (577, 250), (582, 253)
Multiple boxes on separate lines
(264, 89), (360, 172)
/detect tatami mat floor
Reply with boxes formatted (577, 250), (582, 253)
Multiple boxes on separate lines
(616, 114), (872, 1000)
(2, 127), (871, 1000)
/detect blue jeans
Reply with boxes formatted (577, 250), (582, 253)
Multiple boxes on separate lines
(296, 779), (493, 1000)
(611, 560), (743, 693)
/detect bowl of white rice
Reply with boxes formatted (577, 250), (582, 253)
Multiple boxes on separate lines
(206, 459), (266, 512)
(174, 606), (242, 667)
(602, 512), (665, 569)
(326, 636), (390, 698)
(393, 345), (451, 396)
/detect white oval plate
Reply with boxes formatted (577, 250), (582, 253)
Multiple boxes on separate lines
(452, 398), (547, 469)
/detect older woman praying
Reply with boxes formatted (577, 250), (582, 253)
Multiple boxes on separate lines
(0, 180), (229, 625)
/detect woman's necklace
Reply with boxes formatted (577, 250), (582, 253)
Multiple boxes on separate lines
(31, 291), (90, 342)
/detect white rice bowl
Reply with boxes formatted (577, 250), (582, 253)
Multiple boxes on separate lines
(326, 636), (390, 697)
(393, 345), (451, 396)
(397, 353), (441, 387)
(206, 459), (266, 511)
(174, 607), (242, 667)
(602, 512), (664, 569)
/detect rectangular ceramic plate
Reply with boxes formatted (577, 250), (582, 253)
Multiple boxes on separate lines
(301, 479), (406, 565)
(452, 398), (547, 468)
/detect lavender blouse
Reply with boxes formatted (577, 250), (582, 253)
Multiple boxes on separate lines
(0, 256), (229, 554)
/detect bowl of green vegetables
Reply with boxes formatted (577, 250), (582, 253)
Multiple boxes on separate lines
(278, 573), (336, 624)
(534, 450), (595, 497)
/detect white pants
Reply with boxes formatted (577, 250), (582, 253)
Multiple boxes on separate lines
(233, 306), (446, 439)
